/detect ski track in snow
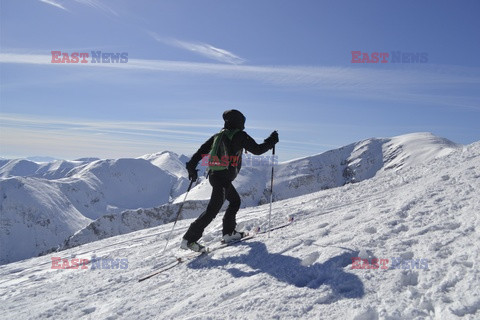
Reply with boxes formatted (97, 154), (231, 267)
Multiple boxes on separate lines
(1, 140), (479, 319)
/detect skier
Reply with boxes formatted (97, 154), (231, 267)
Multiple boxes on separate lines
(181, 109), (279, 252)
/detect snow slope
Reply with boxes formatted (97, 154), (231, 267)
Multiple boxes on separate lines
(0, 154), (189, 265)
(63, 200), (207, 250)
(0, 159), (92, 179)
(0, 177), (92, 265)
(0, 140), (478, 319)
(66, 158), (177, 211)
(137, 151), (191, 199)
(63, 132), (459, 252)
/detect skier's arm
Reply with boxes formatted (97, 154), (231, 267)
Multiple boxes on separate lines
(187, 135), (215, 168)
(240, 131), (278, 155)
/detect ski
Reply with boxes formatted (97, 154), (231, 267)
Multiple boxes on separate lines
(257, 216), (294, 235)
(138, 259), (182, 282)
(139, 238), (266, 283)
(178, 217), (294, 260)
(138, 217), (294, 282)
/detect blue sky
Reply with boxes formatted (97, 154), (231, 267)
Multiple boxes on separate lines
(1, 0), (479, 161)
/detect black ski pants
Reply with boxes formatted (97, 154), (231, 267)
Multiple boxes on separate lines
(183, 170), (241, 243)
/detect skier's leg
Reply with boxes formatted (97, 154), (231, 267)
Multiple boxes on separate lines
(222, 182), (241, 235)
(183, 173), (226, 242)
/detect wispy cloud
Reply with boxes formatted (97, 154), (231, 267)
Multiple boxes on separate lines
(1, 53), (479, 110)
(0, 113), (216, 137)
(0, 114), (338, 160)
(0, 114), (216, 159)
(74, 0), (118, 17)
(39, 0), (68, 11)
(2, 52), (478, 88)
(172, 39), (246, 65)
(149, 32), (245, 65)
(38, 0), (118, 16)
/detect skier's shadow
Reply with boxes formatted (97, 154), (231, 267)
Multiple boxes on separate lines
(187, 241), (364, 301)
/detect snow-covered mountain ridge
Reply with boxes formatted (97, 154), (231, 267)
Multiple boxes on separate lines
(184, 132), (459, 204)
(0, 137), (478, 319)
(63, 133), (461, 252)
(0, 152), (190, 265)
(0, 133), (460, 265)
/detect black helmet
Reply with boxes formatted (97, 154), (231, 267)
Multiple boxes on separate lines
(223, 109), (246, 130)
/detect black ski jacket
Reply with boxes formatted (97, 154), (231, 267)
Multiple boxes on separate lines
(188, 130), (274, 181)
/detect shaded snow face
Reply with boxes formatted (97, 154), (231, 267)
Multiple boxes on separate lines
(188, 241), (364, 299)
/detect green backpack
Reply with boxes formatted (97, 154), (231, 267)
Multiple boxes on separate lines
(208, 128), (242, 172)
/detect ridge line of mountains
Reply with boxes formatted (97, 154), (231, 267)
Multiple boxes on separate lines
(0, 132), (461, 265)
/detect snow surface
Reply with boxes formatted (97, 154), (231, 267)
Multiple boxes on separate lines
(55, 133), (461, 255)
(0, 133), (460, 265)
(0, 136), (478, 319)
(0, 153), (190, 264)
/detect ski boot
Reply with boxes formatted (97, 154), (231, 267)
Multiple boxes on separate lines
(180, 239), (207, 253)
(222, 230), (247, 244)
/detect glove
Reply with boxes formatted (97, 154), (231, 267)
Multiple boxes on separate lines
(186, 161), (198, 182)
(264, 131), (279, 148)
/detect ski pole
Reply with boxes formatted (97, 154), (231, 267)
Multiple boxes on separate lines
(162, 179), (194, 254)
(268, 145), (275, 238)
